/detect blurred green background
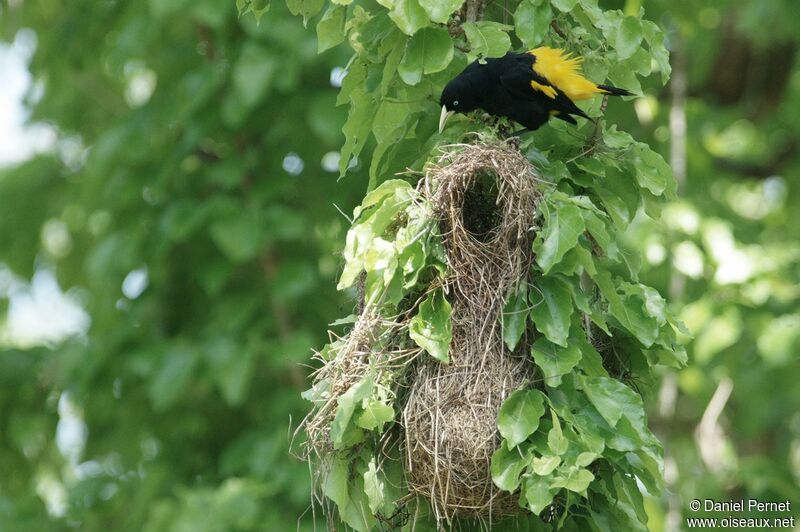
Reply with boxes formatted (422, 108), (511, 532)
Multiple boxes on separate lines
(0, 0), (798, 530)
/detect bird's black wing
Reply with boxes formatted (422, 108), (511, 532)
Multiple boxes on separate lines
(498, 53), (590, 121)
(497, 54), (541, 100)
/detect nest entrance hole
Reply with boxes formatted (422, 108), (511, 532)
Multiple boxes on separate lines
(461, 169), (501, 241)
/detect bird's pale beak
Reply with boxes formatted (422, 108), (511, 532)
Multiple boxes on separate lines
(438, 106), (454, 134)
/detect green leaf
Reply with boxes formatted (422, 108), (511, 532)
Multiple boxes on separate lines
(373, 458), (402, 516)
(398, 27), (454, 85)
(627, 47), (652, 76)
(418, 0), (463, 24)
(316, 5), (346, 53)
(642, 20), (671, 83)
(357, 179), (414, 229)
(614, 472), (648, 524)
(491, 444), (529, 491)
(522, 475), (556, 515)
(363, 459), (385, 514)
(497, 388), (546, 449)
(535, 202), (585, 273)
(607, 61), (641, 95)
(603, 125), (636, 149)
(615, 16), (643, 60)
(575, 452), (598, 467)
(338, 179), (414, 289)
(531, 454), (561, 476)
(621, 283), (667, 326)
(531, 337), (582, 388)
(596, 8), (623, 44)
(389, 0), (429, 36)
(236, 0), (270, 20)
(233, 0), (251, 16)
(578, 0), (602, 23)
(286, 0), (324, 26)
(462, 21), (512, 61)
(551, 466), (594, 493)
(323, 456), (350, 511)
(596, 165), (640, 228)
(551, 242), (597, 278)
(631, 143), (673, 197)
(355, 399), (394, 431)
(590, 493), (649, 532)
(338, 226), (371, 290)
(322, 458), (379, 531)
(364, 254), (403, 305)
(573, 332), (608, 377)
(577, 375), (643, 429)
(547, 410), (568, 455)
(339, 473), (376, 532)
(502, 282), (528, 351)
(302, 378), (331, 404)
(338, 62), (380, 176)
(409, 288), (452, 362)
(551, 0), (578, 12)
(369, 101), (412, 185)
(550, 382), (611, 454)
(514, 0), (552, 48)
(330, 376), (374, 449)
(581, 209), (615, 259)
(595, 270), (659, 347)
(330, 314), (358, 327)
(380, 31), (407, 95)
(530, 276), (574, 347)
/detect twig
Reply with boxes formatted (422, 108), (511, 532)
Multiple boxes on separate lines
(585, 95), (609, 149)
(694, 377), (734, 474)
(447, 18), (465, 38)
(550, 19), (568, 40)
(465, 0), (485, 22)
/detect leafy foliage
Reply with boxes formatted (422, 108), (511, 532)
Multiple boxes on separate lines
(620, 1), (800, 526)
(0, 2), (366, 530)
(240, 0), (687, 528)
(4, 0), (798, 530)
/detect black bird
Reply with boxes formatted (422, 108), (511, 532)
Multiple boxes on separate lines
(439, 47), (633, 133)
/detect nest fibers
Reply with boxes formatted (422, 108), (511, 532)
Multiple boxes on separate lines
(301, 301), (427, 460)
(403, 141), (541, 524)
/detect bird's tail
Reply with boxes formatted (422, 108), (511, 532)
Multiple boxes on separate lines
(597, 84), (633, 96)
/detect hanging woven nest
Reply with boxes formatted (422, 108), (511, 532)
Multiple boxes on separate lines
(299, 140), (544, 529)
(402, 141), (541, 523)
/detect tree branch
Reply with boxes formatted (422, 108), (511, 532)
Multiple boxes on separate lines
(464, 0), (485, 22)
(550, 20), (568, 40)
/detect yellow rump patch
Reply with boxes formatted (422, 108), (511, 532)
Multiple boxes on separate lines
(529, 46), (601, 101)
(531, 80), (557, 99)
